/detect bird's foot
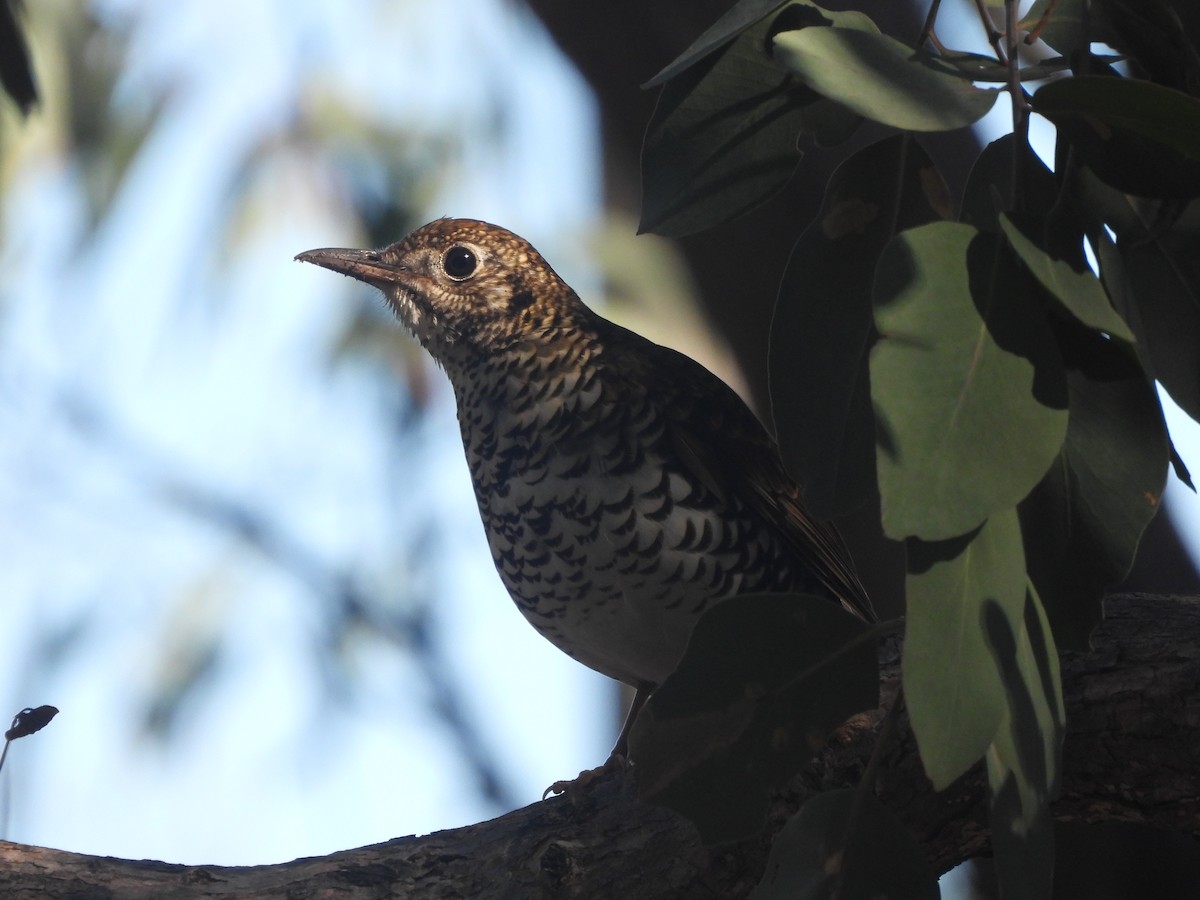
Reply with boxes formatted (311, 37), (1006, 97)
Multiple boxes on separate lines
(542, 752), (630, 800)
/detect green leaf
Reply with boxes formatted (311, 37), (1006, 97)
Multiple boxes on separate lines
(999, 214), (1135, 342)
(640, 2), (873, 236)
(960, 135), (1058, 233)
(1032, 77), (1200, 198)
(871, 222), (1068, 541)
(903, 509), (1026, 789)
(984, 588), (1064, 900)
(1019, 334), (1169, 649)
(1020, 0), (1090, 57)
(752, 790), (939, 900)
(771, 136), (949, 518)
(630, 594), (879, 845)
(773, 27), (999, 132)
(643, 0), (787, 88)
(1098, 205), (1200, 421)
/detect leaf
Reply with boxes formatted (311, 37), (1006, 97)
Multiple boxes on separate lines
(752, 790), (939, 900)
(960, 135), (1058, 233)
(643, 0), (788, 88)
(771, 136), (949, 518)
(640, 2), (877, 236)
(1020, 0), (1091, 57)
(1098, 206), (1200, 422)
(1019, 334), (1169, 649)
(871, 222), (1068, 541)
(773, 27), (999, 132)
(984, 588), (1064, 900)
(999, 213), (1135, 342)
(903, 509), (1026, 789)
(1032, 76), (1200, 198)
(630, 594), (879, 845)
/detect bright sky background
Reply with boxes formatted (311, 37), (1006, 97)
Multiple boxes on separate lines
(1, 0), (612, 866)
(1, 0), (1197, 887)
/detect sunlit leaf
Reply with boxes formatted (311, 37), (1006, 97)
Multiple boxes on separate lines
(871, 223), (1068, 541)
(752, 790), (938, 900)
(771, 136), (948, 518)
(631, 594), (879, 845)
(903, 510), (1026, 789)
(773, 27), (999, 132)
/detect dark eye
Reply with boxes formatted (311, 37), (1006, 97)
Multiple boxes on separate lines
(443, 245), (477, 280)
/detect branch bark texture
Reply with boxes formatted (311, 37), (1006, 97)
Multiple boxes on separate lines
(2, 593), (1196, 898)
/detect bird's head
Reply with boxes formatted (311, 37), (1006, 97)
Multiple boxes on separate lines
(296, 218), (585, 364)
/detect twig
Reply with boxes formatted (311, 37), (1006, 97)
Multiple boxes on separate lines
(915, 0), (945, 50)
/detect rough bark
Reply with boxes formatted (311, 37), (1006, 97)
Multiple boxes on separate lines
(1, 593), (1196, 898)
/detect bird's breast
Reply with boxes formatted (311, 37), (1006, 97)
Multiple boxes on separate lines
(449, 359), (797, 686)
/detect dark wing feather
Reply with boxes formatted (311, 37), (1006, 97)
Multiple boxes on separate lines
(604, 324), (875, 623)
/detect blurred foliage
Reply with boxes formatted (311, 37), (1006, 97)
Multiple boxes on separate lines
(636, 0), (1198, 895)
(0, 0), (531, 817)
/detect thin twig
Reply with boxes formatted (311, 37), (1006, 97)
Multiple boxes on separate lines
(916, 0), (945, 50)
(1023, 0), (1060, 45)
(973, 0), (1008, 65)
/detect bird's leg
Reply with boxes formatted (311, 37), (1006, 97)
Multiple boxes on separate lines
(542, 685), (652, 799)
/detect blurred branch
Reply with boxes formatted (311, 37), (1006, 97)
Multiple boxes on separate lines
(1, 593), (1196, 897)
(58, 390), (520, 811)
(0, 0), (37, 114)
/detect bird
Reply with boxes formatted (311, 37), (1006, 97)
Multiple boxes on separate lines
(296, 218), (873, 785)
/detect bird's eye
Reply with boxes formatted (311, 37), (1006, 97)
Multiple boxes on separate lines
(443, 245), (478, 280)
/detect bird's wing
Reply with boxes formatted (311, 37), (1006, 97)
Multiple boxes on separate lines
(669, 410), (876, 624)
(604, 325), (875, 623)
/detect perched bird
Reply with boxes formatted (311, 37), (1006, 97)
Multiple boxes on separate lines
(297, 219), (872, 775)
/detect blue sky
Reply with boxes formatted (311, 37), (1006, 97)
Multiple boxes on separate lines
(0, 0), (610, 864)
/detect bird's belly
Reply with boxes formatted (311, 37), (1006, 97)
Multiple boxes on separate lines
(477, 460), (788, 686)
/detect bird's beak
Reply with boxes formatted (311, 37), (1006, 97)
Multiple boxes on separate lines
(294, 247), (403, 286)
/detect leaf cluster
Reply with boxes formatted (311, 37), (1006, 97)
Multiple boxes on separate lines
(631, 1), (1200, 896)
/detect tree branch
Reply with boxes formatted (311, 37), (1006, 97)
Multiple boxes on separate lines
(1, 593), (1197, 898)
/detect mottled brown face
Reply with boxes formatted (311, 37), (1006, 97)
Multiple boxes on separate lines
(296, 218), (580, 363)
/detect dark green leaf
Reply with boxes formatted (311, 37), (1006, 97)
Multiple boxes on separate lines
(773, 27), (999, 132)
(1020, 0), (1091, 57)
(871, 223), (1068, 541)
(752, 790), (938, 900)
(1019, 333), (1168, 649)
(903, 509), (1026, 789)
(771, 136), (949, 518)
(640, 15), (824, 236)
(1032, 77), (1200, 198)
(630, 594), (879, 845)
(999, 214), (1135, 342)
(643, 0), (788, 89)
(1055, 821), (1200, 899)
(1099, 207), (1200, 421)
(1094, 0), (1200, 96)
(960, 134), (1058, 233)
(984, 588), (1064, 900)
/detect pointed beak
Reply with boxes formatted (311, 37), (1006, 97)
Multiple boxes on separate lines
(294, 247), (404, 286)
